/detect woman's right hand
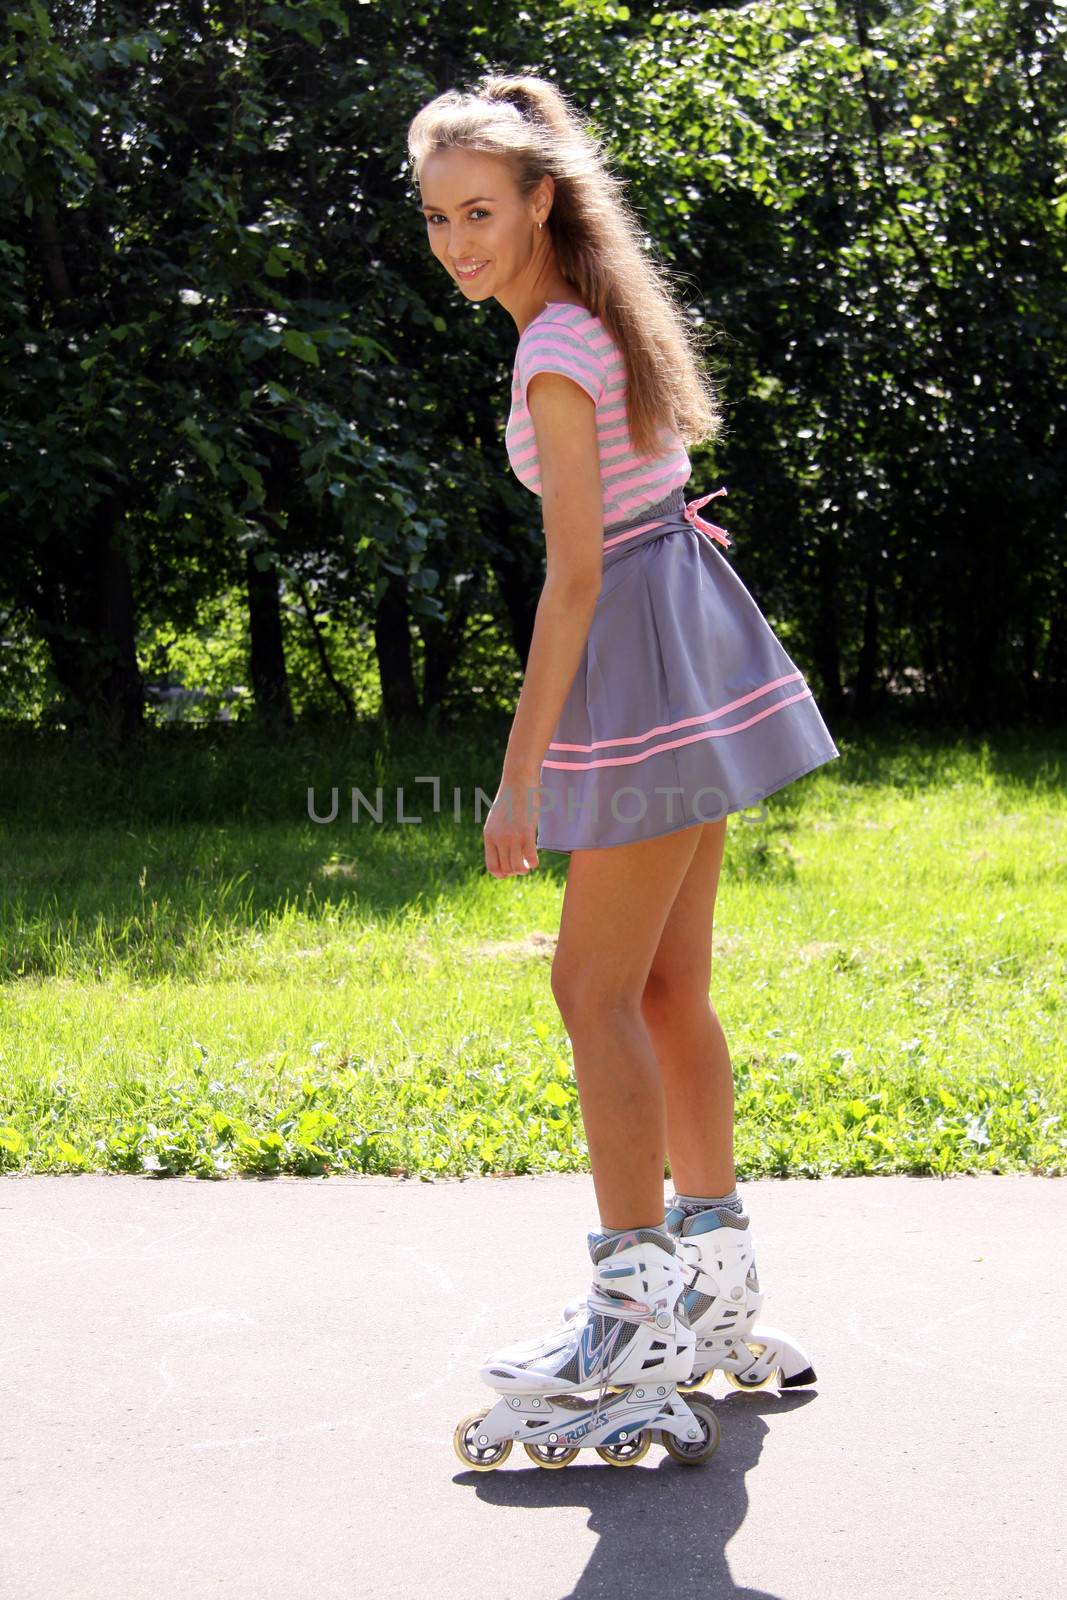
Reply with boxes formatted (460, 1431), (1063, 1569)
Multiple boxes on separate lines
(484, 773), (541, 878)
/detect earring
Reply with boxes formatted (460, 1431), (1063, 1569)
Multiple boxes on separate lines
(538, 221), (543, 231)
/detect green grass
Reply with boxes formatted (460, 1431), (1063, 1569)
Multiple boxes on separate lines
(0, 721), (1063, 1180)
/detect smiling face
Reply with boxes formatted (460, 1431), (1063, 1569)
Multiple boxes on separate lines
(418, 146), (551, 306)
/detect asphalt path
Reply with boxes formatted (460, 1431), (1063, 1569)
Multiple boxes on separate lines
(1, 1171), (1062, 1600)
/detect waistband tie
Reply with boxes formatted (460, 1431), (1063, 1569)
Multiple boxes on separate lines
(683, 487), (732, 550)
(600, 483), (734, 568)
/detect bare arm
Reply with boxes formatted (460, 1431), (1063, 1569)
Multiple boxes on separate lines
(486, 370), (604, 876)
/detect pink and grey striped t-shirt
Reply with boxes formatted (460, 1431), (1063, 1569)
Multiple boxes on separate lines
(505, 302), (691, 529)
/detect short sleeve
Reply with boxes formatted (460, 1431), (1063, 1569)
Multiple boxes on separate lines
(517, 320), (605, 409)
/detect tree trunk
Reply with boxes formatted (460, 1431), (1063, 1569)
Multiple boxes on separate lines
(374, 571), (422, 723)
(467, 399), (541, 671)
(811, 535), (843, 719)
(853, 572), (880, 718)
(100, 515), (143, 742)
(1040, 579), (1067, 721)
(34, 496), (143, 742)
(245, 550), (294, 728)
(486, 537), (539, 673)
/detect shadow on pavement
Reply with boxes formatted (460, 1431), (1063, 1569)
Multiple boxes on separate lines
(455, 1387), (818, 1600)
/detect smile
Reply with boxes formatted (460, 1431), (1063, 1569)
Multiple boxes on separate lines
(456, 261), (488, 281)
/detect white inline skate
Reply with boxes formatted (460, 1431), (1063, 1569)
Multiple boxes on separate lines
(452, 1226), (721, 1471)
(665, 1202), (818, 1394)
(557, 1204), (817, 1395)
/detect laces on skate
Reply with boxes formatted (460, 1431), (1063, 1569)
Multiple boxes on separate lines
(581, 1278), (675, 1431)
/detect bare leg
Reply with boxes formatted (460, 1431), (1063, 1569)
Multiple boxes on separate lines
(551, 823), (706, 1229)
(639, 819), (736, 1196)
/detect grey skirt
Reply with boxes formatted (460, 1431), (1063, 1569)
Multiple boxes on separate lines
(533, 484), (841, 854)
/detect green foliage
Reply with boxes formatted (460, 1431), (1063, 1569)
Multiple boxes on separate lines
(4, 1050), (1061, 1180)
(0, 0), (1064, 735)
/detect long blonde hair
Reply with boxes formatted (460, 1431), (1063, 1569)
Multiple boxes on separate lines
(407, 71), (725, 459)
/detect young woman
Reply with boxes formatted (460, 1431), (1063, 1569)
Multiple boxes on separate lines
(408, 73), (837, 1468)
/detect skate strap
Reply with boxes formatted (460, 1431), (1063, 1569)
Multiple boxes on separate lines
(586, 1281), (673, 1329)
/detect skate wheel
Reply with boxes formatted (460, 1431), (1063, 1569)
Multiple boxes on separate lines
(524, 1440), (580, 1469)
(677, 1369), (712, 1395)
(661, 1394), (721, 1466)
(724, 1368), (778, 1393)
(595, 1431), (651, 1467)
(724, 1342), (779, 1393)
(452, 1410), (513, 1471)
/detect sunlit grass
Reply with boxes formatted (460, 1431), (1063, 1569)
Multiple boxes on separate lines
(0, 722), (1063, 1179)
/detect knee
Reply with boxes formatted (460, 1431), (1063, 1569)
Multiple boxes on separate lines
(549, 955), (580, 1021)
(550, 959), (641, 1030)
(640, 966), (712, 1025)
